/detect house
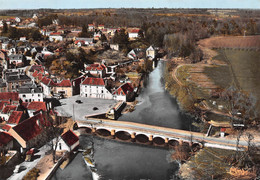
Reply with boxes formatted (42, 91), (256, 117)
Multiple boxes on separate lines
(27, 101), (47, 117)
(80, 77), (113, 99)
(94, 31), (102, 41)
(18, 83), (43, 102)
(0, 132), (14, 150)
(75, 38), (94, 46)
(110, 44), (119, 51)
(1, 41), (9, 50)
(0, 79), (7, 92)
(55, 130), (79, 152)
(8, 54), (26, 66)
(0, 105), (17, 122)
(32, 71), (44, 83)
(0, 36), (9, 43)
(5, 72), (31, 92)
(8, 112), (51, 149)
(41, 47), (54, 56)
(112, 83), (134, 101)
(88, 24), (95, 31)
(28, 65), (45, 77)
(85, 64), (106, 78)
(128, 29), (140, 40)
(127, 48), (145, 60)
(72, 76), (85, 95)
(0, 92), (19, 103)
(55, 79), (72, 98)
(98, 24), (105, 30)
(40, 77), (55, 97)
(146, 46), (156, 59)
(6, 111), (25, 126)
(49, 32), (63, 42)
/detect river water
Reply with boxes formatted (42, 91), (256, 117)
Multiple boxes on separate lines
(53, 61), (194, 180)
(119, 61), (194, 130)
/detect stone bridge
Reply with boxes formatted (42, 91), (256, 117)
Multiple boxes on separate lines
(75, 118), (259, 150)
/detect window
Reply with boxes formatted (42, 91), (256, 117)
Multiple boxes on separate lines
(38, 94), (40, 97)
(85, 94), (87, 97)
(23, 94), (26, 97)
(101, 90), (103, 93)
(38, 99), (40, 101)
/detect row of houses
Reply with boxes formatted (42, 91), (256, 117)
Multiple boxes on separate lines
(0, 92), (79, 153)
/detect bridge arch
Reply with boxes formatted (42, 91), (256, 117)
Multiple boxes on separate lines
(135, 134), (149, 143)
(191, 142), (203, 151)
(153, 136), (165, 145)
(168, 139), (179, 147)
(95, 128), (111, 137)
(115, 131), (131, 141)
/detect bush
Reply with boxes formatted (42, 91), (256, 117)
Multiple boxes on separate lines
(22, 168), (40, 180)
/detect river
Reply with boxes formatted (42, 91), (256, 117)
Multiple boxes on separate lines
(53, 61), (194, 180)
(119, 61), (194, 130)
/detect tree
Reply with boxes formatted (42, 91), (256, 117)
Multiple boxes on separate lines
(79, 24), (92, 38)
(100, 34), (107, 42)
(31, 29), (42, 41)
(221, 86), (258, 126)
(2, 21), (8, 34)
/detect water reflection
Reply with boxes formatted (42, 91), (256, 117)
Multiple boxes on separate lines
(119, 61), (193, 130)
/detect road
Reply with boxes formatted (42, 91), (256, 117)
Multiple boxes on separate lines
(77, 118), (260, 149)
(8, 144), (52, 180)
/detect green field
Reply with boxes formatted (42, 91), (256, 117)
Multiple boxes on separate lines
(204, 49), (260, 111)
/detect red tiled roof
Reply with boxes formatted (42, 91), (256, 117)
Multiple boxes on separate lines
(50, 32), (61, 36)
(81, 77), (105, 86)
(37, 73), (43, 81)
(22, 102), (29, 108)
(41, 77), (55, 86)
(98, 24), (104, 27)
(57, 80), (71, 87)
(75, 40), (84, 44)
(32, 70), (39, 78)
(61, 130), (79, 147)
(0, 92), (19, 101)
(30, 65), (44, 73)
(7, 111), (23, 125)
(2, 105), (17, 114)
(130, 29), (140, 33)
(113, 83), (134, 95)
(27, 102), (47, 112)
(85, 64), (105, 71)
(1, 124), (11, 131)
(0, 101), (10, 110)
(0, 132), (13, 146)
(13, 112), (51, 142)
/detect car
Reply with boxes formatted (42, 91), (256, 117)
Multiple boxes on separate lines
(13, 165), (26, 173)
(93, 107), (98, 110)
(75, 100), (83, 104)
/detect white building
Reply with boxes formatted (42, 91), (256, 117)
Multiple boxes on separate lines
(49, 32), (63, 42)
(80, 77), (113, 99)
(146, 46), (156, 59)
(54, 130), (79, 152)
(18, 83), (43, 102)
(84, 64), (106, 78)
(40, 77), (55, 97)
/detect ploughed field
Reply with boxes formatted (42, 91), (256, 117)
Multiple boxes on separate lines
(204, 49), (260, 111)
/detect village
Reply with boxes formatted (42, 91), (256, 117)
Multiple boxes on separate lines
(0, 7), (260, 180)
(0, 13), (166, 179)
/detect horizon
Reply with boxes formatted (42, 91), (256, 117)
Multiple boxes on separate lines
(0, 0), (259, 10)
